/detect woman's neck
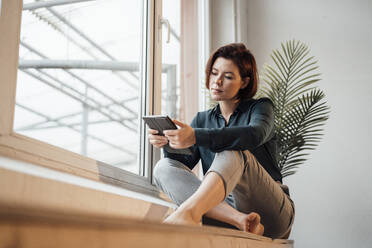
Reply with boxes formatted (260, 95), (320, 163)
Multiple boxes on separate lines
(218, 99), (240, 122)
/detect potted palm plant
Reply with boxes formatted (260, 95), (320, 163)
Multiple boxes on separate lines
(256, 40), (331, 177)
(205, 40), (330, 178)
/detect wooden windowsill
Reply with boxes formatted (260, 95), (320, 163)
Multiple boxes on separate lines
(0, 133), (163, 198)
(0, 158), (293, 247)
(0, 206), (293, 248)
(0, 158), (173, 222)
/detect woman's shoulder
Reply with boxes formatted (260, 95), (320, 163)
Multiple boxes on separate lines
(249, 97), (274, 109)
(253, 97), (274, 104)
(190, 106), (216, 127)
(197, 104), (219, 117)
(234, 97), (274, 113)
(195, 108), (213, 120)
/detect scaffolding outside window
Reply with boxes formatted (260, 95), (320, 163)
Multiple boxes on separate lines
(14, 0), (181, 180)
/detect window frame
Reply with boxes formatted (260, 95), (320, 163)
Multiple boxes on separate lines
(0, 0), (166, 199)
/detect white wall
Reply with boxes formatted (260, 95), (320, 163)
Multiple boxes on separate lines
(210, 0), (372, 247)
(210, 0), (235, 50)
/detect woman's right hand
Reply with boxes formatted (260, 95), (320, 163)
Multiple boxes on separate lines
(148, 128), (169, 148)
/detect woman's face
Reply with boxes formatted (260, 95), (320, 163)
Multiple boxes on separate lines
(209, 57), (248, 102)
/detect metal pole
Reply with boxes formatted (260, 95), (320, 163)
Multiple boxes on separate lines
(19, 58), (174, 72)
(19, 59), (140, 71)
(36, 69), (135, 125)
(21, 69), (137, 132)
(16, 97), (138, 131)
(81, 86), (89, 156)
(48, 7), (143, 88)
(20, 42), (139, 119)
(18, 60), (137, 119)
(23, 0), (95, 11)
(17, 119), (120, 131)
(16, 103), (136, 157)
(46, 7), (141, 85)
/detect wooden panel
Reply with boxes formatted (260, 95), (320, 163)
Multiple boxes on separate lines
(0, 0), (22, 135)
(0, 167), (170, 221)
(0, 133), (99, 178)
(0, 209), (293, 248)
(0, 0), (167, 205)
(153, 0), (163, 116)
(180, 0), (199, 124)
(0, 166), (293, 247)
(0, 134), (171, 202)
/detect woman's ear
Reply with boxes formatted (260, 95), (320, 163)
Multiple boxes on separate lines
(241, 77), (250, 89)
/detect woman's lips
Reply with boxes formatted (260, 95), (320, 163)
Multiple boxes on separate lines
(211, 89), (223, 94)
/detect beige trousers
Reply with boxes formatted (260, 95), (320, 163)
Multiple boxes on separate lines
(153, 150), (295, 239)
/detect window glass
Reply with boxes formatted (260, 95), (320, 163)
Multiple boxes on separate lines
(15, 0), (143, 174)
(161, 0), (181, 119)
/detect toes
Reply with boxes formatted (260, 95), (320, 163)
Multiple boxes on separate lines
(246, 212), (263, 235)
(248, 212), (261, 224)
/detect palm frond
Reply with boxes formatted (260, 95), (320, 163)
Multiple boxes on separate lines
(260, 40), (331, 178)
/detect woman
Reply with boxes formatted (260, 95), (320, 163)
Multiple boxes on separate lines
(148, 43), (295, 239)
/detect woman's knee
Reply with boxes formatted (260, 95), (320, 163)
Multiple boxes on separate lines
(213, 150), (246, 171)
(215, 150), (244, 163)
(153, 158), (172, 183)
(153, 158), (189, 184)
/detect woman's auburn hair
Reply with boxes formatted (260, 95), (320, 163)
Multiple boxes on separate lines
(205, 43), (258, 100)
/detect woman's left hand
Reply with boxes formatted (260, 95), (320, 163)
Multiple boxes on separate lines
(163, 119), (196, 149)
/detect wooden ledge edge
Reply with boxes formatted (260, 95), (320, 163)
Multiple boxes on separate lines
(0, 206), (293, 245)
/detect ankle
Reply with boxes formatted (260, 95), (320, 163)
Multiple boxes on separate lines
(177, 204), (202, 223)
(233, 212), (246, 230)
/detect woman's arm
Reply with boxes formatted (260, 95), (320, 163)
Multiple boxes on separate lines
(194, 98), (275, 152)
(163, 146), (200, 171)
(163, 99), (275, 154)
(162, 114), (201, 170)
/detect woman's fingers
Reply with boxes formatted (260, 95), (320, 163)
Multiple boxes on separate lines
(149, 133), (167, 139)
(148, 128), (159, 134)
(149, 135), (167, 144)
(147, 128), (168, 148)
(172, 119), (186, 128)
(163, 129), (178, 136)
(152, 141), (168, 148)
(150, 140), (168, 148)
(168, 141), (179, 149)
(149, 120), (195, 149)
(164, 121), (196, 149)
(148, 132), (168, 148)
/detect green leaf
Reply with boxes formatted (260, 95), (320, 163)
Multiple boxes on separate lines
(261, 40), (330, 178)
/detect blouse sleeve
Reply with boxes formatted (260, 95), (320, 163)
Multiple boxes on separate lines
(163, 113), (201, 170)
(193, 98), (275, 153)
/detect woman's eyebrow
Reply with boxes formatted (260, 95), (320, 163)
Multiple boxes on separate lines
(211, 68), (235, 76)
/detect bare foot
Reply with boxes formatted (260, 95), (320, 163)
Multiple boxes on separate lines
(237, 212), (264, 236)
(163, 207), (201, 227)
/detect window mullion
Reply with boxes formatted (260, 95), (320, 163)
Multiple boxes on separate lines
(141, 0), (163, 181)
(0, 0), (22, 136)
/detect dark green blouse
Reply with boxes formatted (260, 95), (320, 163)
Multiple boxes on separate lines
(164, 97), (283, 183)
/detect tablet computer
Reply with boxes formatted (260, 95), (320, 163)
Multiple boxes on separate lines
(142, 115), (193, 155)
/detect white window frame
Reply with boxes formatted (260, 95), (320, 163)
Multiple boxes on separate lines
(0, 0), (165, 199)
